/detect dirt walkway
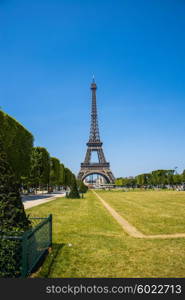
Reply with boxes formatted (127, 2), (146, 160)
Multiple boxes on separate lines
(93, 190), (185, 239)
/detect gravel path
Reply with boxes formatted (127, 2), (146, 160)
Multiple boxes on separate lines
(93, 190), (185, 239)
(23, 192), (66, 209)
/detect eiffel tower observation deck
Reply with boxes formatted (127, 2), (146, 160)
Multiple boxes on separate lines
(77, 78), (115, 184)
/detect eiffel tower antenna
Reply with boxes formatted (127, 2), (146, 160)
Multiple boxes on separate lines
(77, 80), (115, 184)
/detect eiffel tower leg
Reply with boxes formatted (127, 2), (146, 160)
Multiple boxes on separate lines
(84, 148), (91, 164)
(97, 148), (106, 163)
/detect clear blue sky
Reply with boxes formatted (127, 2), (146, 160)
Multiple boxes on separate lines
(0, 0), (185, 177)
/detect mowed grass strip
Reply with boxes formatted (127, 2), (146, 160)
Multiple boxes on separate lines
(27, 191), (185, 277)
(97, 190), (185, 235)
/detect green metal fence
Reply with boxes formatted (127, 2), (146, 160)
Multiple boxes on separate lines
(0, 214), (52, 278)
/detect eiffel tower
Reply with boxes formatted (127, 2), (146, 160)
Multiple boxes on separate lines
(77, 78), (115, 184)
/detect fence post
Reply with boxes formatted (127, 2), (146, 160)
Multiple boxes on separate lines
(49, 214), (52, 247)
(21, 231), (29, 278)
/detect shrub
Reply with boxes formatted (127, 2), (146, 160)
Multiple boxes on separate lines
(78, 181), (88, 193)
(68, 176), (80, 199)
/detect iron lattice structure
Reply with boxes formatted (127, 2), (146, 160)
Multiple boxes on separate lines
(78, 79), (115, 184)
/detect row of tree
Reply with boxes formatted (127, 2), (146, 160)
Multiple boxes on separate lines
(23, 146), (70, 192)
(0, 110), (87, 195)
(22, 146), (88, 194)
(115, 169), (185, 188)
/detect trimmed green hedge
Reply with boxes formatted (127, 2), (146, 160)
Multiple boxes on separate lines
(0, 110), (33, 181)
(0, 237), (22, 278)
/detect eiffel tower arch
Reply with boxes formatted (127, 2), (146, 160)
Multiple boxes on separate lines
(78, 79), (115, 184)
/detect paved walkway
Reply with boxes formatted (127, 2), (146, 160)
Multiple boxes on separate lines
(22, 192), (66, 209)
(93, 190), (185, 239)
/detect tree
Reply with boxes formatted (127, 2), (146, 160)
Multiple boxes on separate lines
(166, 170), (175, 185)
(115, 178), (123, 186)
(0, 110), (33, 182)
(59, 163), (65, 187)
(30, 147), (50, 191)
(150, 170), (176, 187)
(64, 168), (74, 187)
(68, 176), (80, 199)
(115, 177), (136, 188)
(136, 174), (147, 186)
(173, 174), (182, 185)
(0, 139), (30, 231)
(182, 170), (185, 183)
(50, 157), (60, 188)
(126, 177), (137, 187)
(0, 137), (30, 277)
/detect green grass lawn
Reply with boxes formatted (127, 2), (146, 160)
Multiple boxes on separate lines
(97, 190), (185, 235)
(27, 191), (185, 278)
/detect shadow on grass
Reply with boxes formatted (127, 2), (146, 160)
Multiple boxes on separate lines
(30, 243), (65, 278)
